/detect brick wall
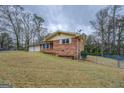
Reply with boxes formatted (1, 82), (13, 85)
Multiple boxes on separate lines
(41, 38), (84, 59)
(53, 38), (84, 58)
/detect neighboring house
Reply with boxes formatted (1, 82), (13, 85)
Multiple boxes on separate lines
(29, 44), (41, 52)
(41, 31), (85, 59)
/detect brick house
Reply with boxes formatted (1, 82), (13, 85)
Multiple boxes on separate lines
(40, 31), (85, 59)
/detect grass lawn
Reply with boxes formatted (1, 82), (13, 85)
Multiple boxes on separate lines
(0, 51), (124, 88)
(88, 56), (124, 68)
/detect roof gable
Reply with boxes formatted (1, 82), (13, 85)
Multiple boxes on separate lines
(44, 31), (76, 41)
(43, 31), (85, 41)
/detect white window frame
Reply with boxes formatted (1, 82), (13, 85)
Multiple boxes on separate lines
(60, 38), (72, 44)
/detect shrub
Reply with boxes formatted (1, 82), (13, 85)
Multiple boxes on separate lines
(80, 51), (88, 59)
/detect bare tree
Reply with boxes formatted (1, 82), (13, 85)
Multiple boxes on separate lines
(21, 13), (46, 51)
(109, 5), (122, 53)
(0, 5), (46, 51)
(116, 17), (124, 55)
(0, 32), (13, 49)
(90, 8), (109, 56)
(89, 5), (124, 56)
(33, 14), (46, 43)
(0, 5), (24, 50)
(21, 12), (36, 51)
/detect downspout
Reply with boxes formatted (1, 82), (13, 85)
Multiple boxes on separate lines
(77, 38), (79, 60)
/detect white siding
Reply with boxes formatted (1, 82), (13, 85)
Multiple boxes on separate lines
(49, 34), (73, 41)
(59, 39), (62, 44)
(69, 38), (72, 44)
(29, 46), (40, 52)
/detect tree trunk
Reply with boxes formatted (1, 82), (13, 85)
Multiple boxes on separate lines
(16, 35), (20, 50)
(117, 26), (122, 55)
(101, 26), (105, 56)
(25, 39), (30, 51)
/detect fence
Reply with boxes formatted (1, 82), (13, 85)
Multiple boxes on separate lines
(87, 55), (124, 68)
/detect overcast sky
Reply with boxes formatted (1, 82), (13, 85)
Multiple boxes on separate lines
(23, 5), (107, 35)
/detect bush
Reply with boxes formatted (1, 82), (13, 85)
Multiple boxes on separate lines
(80, 51), (88, 59)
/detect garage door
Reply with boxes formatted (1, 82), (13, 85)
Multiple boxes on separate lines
(29, 46), (40, 52)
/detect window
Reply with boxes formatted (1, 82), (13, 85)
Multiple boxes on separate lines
(62, 39), (66, 44)
(43, 43), (49, 49)
(46, 44), (49, 48)
(66, 39), (69, 43)
(60, 38), (71, 44)
(43, 44), (45, 49)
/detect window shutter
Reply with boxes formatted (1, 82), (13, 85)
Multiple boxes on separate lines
(69, 38), (72, 44)
(59, 39), (62, 44)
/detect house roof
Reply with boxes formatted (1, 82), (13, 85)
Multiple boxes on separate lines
(43, 31), (85, 41)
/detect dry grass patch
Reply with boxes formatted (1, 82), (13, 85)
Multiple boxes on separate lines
(87, 56), (124, 68)
(0, 51), (124, 87)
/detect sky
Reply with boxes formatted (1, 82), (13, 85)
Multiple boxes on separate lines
(23, 5), (107, 35)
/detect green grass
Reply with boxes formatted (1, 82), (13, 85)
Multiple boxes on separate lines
(0, 51), (124, 87)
